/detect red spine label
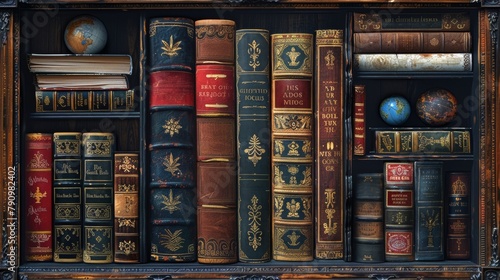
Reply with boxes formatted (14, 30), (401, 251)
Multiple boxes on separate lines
(196, 64), (235, 116)
(273, 79), (312, 109)
(386, 190), (413, 208)
(386, 231), (413, 255)
(149, 71), (195, 107)
(384, 163), (414, 185)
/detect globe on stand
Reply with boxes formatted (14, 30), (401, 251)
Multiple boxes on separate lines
(416, 88), (458, 126)
(64, 15), (108, 54)
(379, 96), (411, 126)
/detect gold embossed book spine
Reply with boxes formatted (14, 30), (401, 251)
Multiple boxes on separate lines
(195, 19), (237, 264)
(271, 33), (314, 261)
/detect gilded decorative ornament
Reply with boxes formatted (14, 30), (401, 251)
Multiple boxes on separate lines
(161, 35), (182, 57)
(248, 39), (261, 71)
(247, 195), (263, 251)
(161, 189), (182, 214)
(163, 117), (182, 137)
(119, 156), (137, 173)
(163, 153), (181, 176)
(160, 229), (185, 252)
(244, 134), (265, 167)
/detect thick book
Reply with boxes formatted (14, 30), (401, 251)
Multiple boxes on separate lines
(447, 172), (471, 260)
(195, 19), (237, 264)
(271, 33), (314, 262)
(353, 85), (365, 156)
(414, 161), (445, 261)
(82, 132), (115, 263)
(34, 74), (129, 90)
(27, 54), (133, 75)
(353, 173), (384, 263)
(235, 29), (271, 263)
(384, 162), (414, 262)
(35, 90), (135, 112)
(375, 130), (471, 154)
(25, 133), (53, 261)
(114, 152), (139, 263)
(314, 29), (344, 260)
(53, 132), (83, 262)
(354, 53), (472, 72)
(353, 32), (471, 53)
(353, 12), (470, 32)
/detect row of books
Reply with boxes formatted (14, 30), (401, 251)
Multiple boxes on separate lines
(353, 162), (470, 262)
(25, 132), (139, 263)
(352, 12), (472, 72)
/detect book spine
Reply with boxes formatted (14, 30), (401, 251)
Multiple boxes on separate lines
(195, 19), (237, 264)
(447, 172), (471, 260)
(354, 53), (472, 72)
(314, 29), (344, 260)
(271, 33), (314, 262)
(35, 90), (135, 112)
(53, 132), (83, 262)
(114, 152), (140, 263)
(25, 133), (53, 261)
(147, 17), (197, 263)
(414, 161), (445, 261)
(353, 12), (471, 32)
(384, 162), (414, 262)
(353, 85), (365, 156)
(353, 32), (471, 53)
(352, 173), (384, 263)
(235, 29), (271, 263)
(82, 132), (115, 264)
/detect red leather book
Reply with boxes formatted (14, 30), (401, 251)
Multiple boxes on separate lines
(314, 29), (344, 260)
(195, 64), (235, 116)
(353, 85), (366, 156)
(25, 133), (53, 261)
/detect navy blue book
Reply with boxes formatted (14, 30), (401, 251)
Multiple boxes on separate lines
(236, 29), (271, 263)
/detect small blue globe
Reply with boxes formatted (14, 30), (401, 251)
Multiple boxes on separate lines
(379, 96), (411, 126)
(64, 15), (108, 54)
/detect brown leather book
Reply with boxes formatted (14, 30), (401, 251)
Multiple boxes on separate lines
(195, 19), (235, 64)
(447, 172), (471, 260)
(353, 32), (471, 53)
(353, 85), (365, 156)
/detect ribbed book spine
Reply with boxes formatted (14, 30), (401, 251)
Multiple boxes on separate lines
(447, 172), (471, 259)
(236, 29), (271, 263)
(82, 132), (115, 263)
(147, 17), (197, 263)
(53, 132), (83, 262)
(352, 173), (384, 263)
(271, 33), (314, 261)
(195, 19), (237, 264)
(314, 29), (344, 260)
(25, 133), (53, 261)
(384, 162), (414, 262)
(114, 152), (139, 263)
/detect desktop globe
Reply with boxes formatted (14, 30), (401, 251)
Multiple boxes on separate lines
(64, 15), (108, 54)
(416, 88), (458, 126)
(379, 96), (411, 126)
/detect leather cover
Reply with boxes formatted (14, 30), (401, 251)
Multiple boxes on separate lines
(25, 133), (53, 261)
(195, 19), (235, 64)
(149, 71), (195, 109)
(447, 172), (471, 259)
(195, 64), (235, 117)
(353, 85), (365, 156)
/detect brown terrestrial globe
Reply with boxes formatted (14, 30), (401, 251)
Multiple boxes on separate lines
(416, 88), (458, 126)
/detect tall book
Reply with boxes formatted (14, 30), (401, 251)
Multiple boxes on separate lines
(25, 133), (53, 261)
(236, 29), (271, 263)
(53, 132), (83, 262)
(353, 85), (365, 156)
(446, 172), (471, 259)
(114, 152), (139, 263)
(384, 162), (414, 262)
(147, 17), (197, 263)
(352, 173), (384, 263)
(414, 161), (445, 261)
(353, 12), (471, 33)
(195, 19), (238, 264)
(82, 132), (115, 263)
(271, 33), (314, 261)
(314, 29), (344, 260)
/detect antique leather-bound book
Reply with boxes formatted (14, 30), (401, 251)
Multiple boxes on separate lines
(354, 53), (472, 72)
(147, 17), (197, 262)
(271, 33), (314, 261)
(34, 90), (135, 112)
(25, 133), (53, 261)
(114, 152), (139, 263)
(353, 173), (384, 263)
(447, 172), (471, 260)
(353, 85), (365, 156)
(53, 132), (83, 262)
(82, 132), (115, 263)
(414, 161), (445, 261)
(195, 18), (237, 264)
(384, 162), (415, 262)
(235, 29), (271, 263)
(314, 29), (344, 260)
(353, 32), (471, 53)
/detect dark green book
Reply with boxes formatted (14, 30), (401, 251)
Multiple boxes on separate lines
(53, 132), (83, 262)
(236, 28), (271, 263)
(414, 161), (445, 261)
(82, 132), (115, 263)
